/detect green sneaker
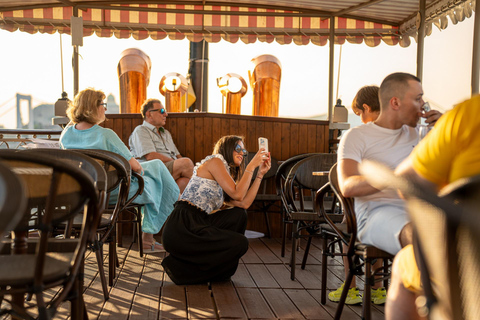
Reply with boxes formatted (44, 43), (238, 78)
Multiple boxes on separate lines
(328, 283), (363, 305)
(371, 287), (386, 305)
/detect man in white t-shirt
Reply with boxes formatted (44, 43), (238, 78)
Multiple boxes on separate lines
(338, 73), (441, 255)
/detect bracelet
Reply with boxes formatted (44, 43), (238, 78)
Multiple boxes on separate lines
(256, 175), (263, 180)
(245, 169), (254, 175)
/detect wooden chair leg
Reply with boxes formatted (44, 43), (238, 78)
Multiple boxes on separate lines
(290, 221), (299, 280)
(71, 262), (87, 320)
(383, 258), (389, 290)
(263, 205), (271, 238)
(280, 210), (287, 257)
(321, 235), (328, 305)
(108, 241), (115, 287)
(334, 268), (355, 320)
(301, 236), (312, 270)
(363, 259), (372, 320)
(136, 208), (144, 258)
(94, 245), (109, 301)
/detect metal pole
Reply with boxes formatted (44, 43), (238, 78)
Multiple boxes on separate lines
(472, 1), (480, 95)
(188, 40), (209, 112)
(73, 7), (79, 96)
(416, 0), (426, 81)
(328, 16), (335, 126)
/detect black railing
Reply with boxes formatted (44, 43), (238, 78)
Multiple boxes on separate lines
(0, 129), (62, 149)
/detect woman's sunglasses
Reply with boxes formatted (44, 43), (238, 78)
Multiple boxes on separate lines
(234, 144), (248, 155)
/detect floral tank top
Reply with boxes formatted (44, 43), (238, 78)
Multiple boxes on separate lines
(179, 154), (230, 214)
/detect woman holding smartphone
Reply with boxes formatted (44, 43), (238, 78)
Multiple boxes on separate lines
(161, 135), (271, 285)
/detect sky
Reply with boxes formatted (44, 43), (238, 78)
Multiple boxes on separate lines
(0, 14), (476, 129)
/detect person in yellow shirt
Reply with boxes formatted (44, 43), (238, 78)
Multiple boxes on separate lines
(388, 95), (480, 320)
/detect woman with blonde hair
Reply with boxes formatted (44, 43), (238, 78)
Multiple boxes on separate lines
(60, 88), (179, 253)
(162, 135), (271, 284)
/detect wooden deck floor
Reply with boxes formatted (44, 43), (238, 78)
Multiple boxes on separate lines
(6, 237), (386, 320)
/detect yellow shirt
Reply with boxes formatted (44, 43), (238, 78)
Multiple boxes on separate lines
(399, 95), (480, 293)
(411, 95), (480, 188)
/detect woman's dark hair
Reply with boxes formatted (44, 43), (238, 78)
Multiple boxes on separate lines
(212, 135), (246, 202)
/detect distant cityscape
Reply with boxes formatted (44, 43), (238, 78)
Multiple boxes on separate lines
(0, 93), (119, 129)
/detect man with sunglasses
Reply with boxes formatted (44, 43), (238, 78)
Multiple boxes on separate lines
(129, 98), (193, 193)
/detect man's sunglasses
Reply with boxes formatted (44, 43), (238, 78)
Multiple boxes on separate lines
(234, 144), (248, 155)
(149, 108), (166, 114)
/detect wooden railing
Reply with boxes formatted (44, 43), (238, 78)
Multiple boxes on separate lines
(101, 112), (331, 163)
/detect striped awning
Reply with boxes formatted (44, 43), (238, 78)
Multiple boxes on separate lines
(0, 1), (474, 47)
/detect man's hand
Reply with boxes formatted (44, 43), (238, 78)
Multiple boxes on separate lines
(423, 110), (442, 127)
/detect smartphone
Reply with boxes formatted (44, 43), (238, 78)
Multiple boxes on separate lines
(258, 137), (269, 153)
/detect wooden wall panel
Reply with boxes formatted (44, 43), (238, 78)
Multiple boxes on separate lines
(307, 124), (317, 153)
(194, 117), (204, 162)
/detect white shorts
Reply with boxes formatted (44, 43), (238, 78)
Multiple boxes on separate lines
(356, 201), (409, 255)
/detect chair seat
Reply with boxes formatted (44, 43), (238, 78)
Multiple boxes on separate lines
(290, 211), (343, 222)
(355, 243), (394, 259)
(0, 252), (75, 286)
(254, 194), (281, 201)
(322, 221), (348, 235)
(62, 213), (114, 229)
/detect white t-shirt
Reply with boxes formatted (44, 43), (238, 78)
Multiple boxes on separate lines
(337, 122), (418, 215)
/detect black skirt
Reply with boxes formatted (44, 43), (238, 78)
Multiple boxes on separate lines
(161, 201), (249, 285)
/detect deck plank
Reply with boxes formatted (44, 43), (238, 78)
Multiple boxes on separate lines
(308, 289), (362, 319)
(98, 247), (144, 320)
(236, 287), (276, 319)
(265, 264), (304, 289)
(248, 238), (283, 264)
(129, 254), (163, 320)
(211, 281), (247, 319)
(284, 289), (332, 320)
(185, 285), (217, 319)
(261, 288), (305, 319)
(231, 263), (257, 288)
(245, 264), (280, 288)
(241, 246), (262, 264)
(160, 273), (188, 319)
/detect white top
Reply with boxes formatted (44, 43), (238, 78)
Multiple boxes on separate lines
(337, 122), (418, 214)
(180, 154), (231, 214)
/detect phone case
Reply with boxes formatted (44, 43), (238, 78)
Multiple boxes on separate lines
(258, 137), (268, 153)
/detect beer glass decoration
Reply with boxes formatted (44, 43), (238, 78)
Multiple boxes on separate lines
(117, 48), (151, 113)
(217, 73), (248, 114)
(249, 54), (281, 117)
(159, 73), (188, 112)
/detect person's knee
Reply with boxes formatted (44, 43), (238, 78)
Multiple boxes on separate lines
(176, 177), (190, 194)
(174, 158), (194, 177)
(399, 223), (413, 248)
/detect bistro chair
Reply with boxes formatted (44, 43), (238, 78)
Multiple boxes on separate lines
(71, 149), (131, 297)
(0, 161), (26, 251)
(24, 148), (130, 300)
(320, 163), (393, 320)
(360, 160), (480, 320)
(246, 152), (280, 238)
(283, 153), (340, 280)
(0, 149), (105, 320)
(275, 153), (318, 257)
